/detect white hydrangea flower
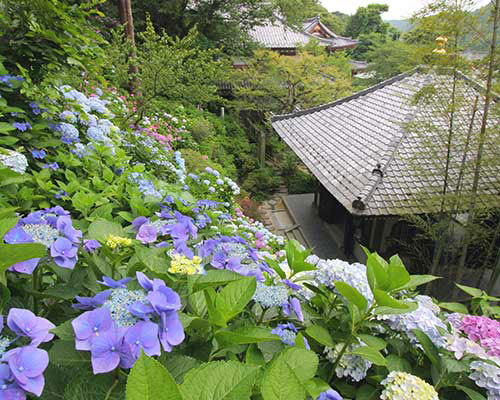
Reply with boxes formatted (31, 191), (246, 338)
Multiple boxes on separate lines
(0, 149), (28, 174)
(325, 343), (372, 382)
(381, 372), (439, 400)
(469, 358), (500, 400)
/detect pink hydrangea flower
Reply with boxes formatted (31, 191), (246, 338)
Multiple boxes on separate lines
(460, 316), (500, 342)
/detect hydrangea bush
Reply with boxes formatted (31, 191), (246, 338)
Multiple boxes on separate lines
(0, 55), (499, 400)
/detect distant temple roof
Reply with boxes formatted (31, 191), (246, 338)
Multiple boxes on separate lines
(249, 15), (358, 51)
(271, 68), (500, 216)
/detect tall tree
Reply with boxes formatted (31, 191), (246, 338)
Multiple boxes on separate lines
(117, 0), (139, 94)
(344, 4), (390, 38)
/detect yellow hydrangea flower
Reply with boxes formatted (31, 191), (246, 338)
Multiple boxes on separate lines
(106, 235), (132, 249)
(169, 254), (203, 275)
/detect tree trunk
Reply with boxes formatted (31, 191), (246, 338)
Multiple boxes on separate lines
(452, 0), (499, 297)
(117, 0), (140, 95)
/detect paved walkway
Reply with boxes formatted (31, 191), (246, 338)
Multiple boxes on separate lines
(283, 194), (346, 260)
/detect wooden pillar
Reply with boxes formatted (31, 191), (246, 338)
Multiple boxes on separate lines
(344, 214), (355, 256)
(369, 218), (377, 249)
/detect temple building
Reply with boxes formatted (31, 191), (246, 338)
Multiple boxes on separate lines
(248, 15), (359, 55)
(271, 67), (499, 264)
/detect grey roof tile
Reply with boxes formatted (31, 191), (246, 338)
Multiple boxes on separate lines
(271, 68), (500, 216)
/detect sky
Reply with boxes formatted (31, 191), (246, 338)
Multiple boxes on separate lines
(320, 0), (492, 20)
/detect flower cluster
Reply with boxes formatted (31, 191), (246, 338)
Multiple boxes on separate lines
(4, 207), (81, 273)
(377, 295), (446, 348)
(469, 358), (500, 400)
(314, 259), (374, 305)
(105, 235), (132, 249)
(0, 309), (54, 398)
(459, 316), (500, 358)
(0, 149), (28, 174)
(325, 343), (372, 382)
(253, 282), (304, 321)
(272, 323), (309, 348)
(169, 254), (204, 275)
(380, 372), (439, 400)
(72, 273), (185, 374)
(0, 74), (23, 87)
(128, 172), (163, 198)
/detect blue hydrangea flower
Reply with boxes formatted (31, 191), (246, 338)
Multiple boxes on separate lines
(13, 122), (31, 132)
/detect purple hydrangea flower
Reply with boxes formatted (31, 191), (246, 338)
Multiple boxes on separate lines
(12, 122), (31, 132)
(136, 224), (157, 244)
(90, 327), (130, 374)
(6, 308), (55, 346)
(158, 311), (185, 352)
(30, 150), (46, 159)
(132, 216), (149, 232)
(318, 389), (343, 400)
(97, 276), (132, 289)
(147, 286), (181, 314)
(0, 363), (25, 399)
(50, 237), (78, 269)
(73, 290), (112, 310)
(3, 346), (48, 397)
(123, 321), (161, 359)
(42, 162), (59, 170)
(72, 308), (113, 351)
(83, 239), (101, 253)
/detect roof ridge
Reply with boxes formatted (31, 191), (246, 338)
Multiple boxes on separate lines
(270, 66), (423, 122)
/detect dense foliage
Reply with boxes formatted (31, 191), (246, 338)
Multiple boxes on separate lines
(0, 0), (499, 399)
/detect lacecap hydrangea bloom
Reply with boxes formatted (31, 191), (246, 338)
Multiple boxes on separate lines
(271, 323), (309, 349)
(3, 207), (82, 273)
(0, 309), (55, 398)
(380, 372), (439, 400)
(325, 343), (372, 382)
(377, 295), (446, 348)
(0, 149), (28, 174)
(469, 358), (500, 400)
(71, 272), (185, 374)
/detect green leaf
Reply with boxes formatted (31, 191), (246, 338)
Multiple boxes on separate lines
(261, 348), (318, 400)
(385, 354), (412, 373)
(88, 219), (124, 242)
(335, 281), (368, 313)
(305, 325), (335, 348)
(216, 326), (279, 346)
(51, 320), (75, 340)
(0, 122), (15, 133)
(356, 384), (380, 400)
(0, 243), (46, 283)
(0, 217), (18, 239)
(204, 288), (227, 327)
(455, 283), (483, 298)
(439, 302), (468, 314)
(351, 346), (386, 366)
(455, 385), (487, 400)
(357, 334), (387, 351)
(265, 257), (286, 279)
(192, 270), (246, 293)
(246, 344), (265, 365)
(373, 289), (410, 309)
(399, 275), (440, 291)
(366, 252), (389, 290)
(216, 277), (256, 322)
(49, 340), (90, 366)
(304, 378), (331, 399)
(160, 354), (201, 384)
(180, 361), (259, 400)
(372, 303), (418, 316)
(387, 255), (410, 291)
(126, 351), (183, 400)
(412, 329), (441, 372)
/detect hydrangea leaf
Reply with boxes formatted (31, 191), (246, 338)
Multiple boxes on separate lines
(356, 384), (380, 400)
(87, 219), (124, 242)
(192, 270), (246, 293)
(385, 354), (412, 373)
(0, 217), (18, 239)
(357, 334), (387, 351)
(49, 340), (91, 366)
(455, 385), (487, 400)
(0, 242), (46, 283)
(335, 281), (368, 313)
(215, 326), (279, 346)
(412, 329), (442, 372)
(398, 275), (440, 291)
(387, 255), (410, 291)
(216, 276), (256, 322)
(180, 361), (259, 400)
(351, 346), (386, 366)
(305, 325), (335, 348)
(126, 351), (183, 400)
(261, 348), (318, 400)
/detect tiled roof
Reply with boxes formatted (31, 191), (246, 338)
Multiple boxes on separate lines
(249, 17), (358, 50)
(271, 68), (500, 216)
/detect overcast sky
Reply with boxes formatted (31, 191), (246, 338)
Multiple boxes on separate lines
(320, 0), (492, 20)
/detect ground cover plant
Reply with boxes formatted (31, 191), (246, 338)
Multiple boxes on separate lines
(0, 1), (499, 399)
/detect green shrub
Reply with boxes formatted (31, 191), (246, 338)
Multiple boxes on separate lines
(287, 169), (316, 194)
(190, 117), (214, 142)
(242, 167), (280, 201)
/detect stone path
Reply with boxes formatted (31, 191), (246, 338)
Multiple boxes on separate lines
(259, 190), (345, 260)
